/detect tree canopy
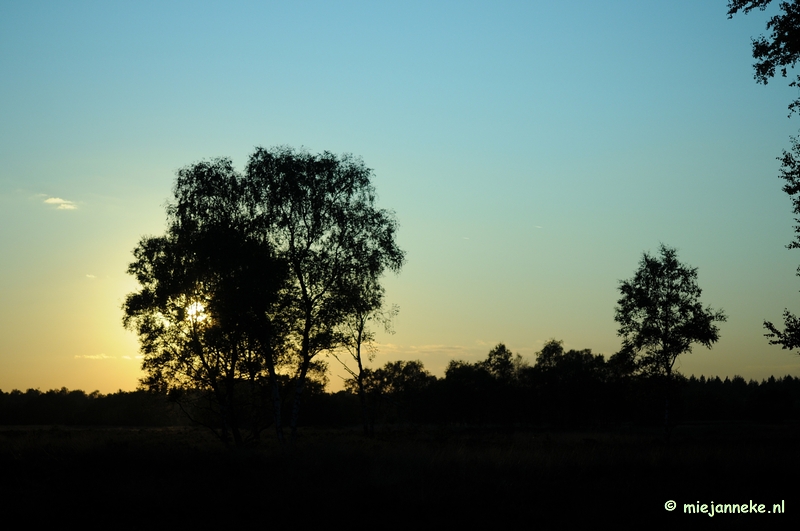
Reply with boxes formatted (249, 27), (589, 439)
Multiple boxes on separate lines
(614, 244), (727, 378)
(122, 158), (287, 446)
(245, 146), (404, 439)
(123, 148), (404, 444)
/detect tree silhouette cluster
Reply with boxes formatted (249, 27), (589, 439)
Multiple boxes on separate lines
(117, 143), (743, 441)
(122, 147), (403, 446)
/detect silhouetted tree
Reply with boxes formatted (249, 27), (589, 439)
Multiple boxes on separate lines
(535, 339), (565, 370)
(531, 340), (610, 425)
(123, 158), (288, 446)
(615, 245), (726, 377)
(615, 244), (726, 436)
(441, 359), (494, 423)
(606, 345), (638, 379)
(245, 147), (405, 442)
(480, 343), (525, 383)
(437, 344), (530, 424)
(123, 148), (404, 445)
(480, 343), (529, 423)
(330, 272), (398, 436)
(351, 360), (435, 423)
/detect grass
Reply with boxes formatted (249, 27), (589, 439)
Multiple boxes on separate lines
(1, 422), (797, 527)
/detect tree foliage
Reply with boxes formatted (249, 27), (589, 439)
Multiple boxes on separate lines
(331, 274), (398, 436)
(614, 244), (726, 378)
(763, 134), (800, 350)
(728, 4), (800, 352)
(535, 339), (566, 370)
(530, 340), (611, 425)
(245, 146), (404, 439)
(123, 148), (404, 444)
(347, 360), (434, 424)
(123, 158), (287, 446)
(728, 0), (800, 115)
(479, 343), (518, 382)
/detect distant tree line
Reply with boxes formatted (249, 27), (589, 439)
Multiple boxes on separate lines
(340, 342), (800, 427)
(0, 388), (183, 426)
(3, 343), (799, 428)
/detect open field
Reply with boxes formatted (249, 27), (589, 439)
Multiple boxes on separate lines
(2, 422), (797, 527)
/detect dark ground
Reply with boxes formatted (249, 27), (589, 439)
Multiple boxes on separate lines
(2, 422), (797, 528)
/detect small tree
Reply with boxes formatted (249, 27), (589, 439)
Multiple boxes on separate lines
(331, 273), (398, 437)
(615, 244), (726, 434)
(480, 343), (517, 383)
(534, 339), (565, 370)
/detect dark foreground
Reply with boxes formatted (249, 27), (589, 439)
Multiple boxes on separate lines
(2, 422), (797, 527)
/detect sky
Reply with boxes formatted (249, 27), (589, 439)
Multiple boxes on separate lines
(3, 1), (800, 393)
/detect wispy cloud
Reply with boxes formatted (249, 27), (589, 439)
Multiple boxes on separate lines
(44, 197), (77, 210)
(330, 342), (474, 361)
(86, 274), (96, 279)
(75, 353), (114, 360)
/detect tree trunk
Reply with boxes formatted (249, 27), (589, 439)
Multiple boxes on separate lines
(355, 338), (373, 437)
(260, 335), (285, 447)
(663, 373), (673, 442)
(223, 378), (244, 448)
(289, 356), (310, 445)
(269, 368), (285, 447)
(289, 308), (314, 445)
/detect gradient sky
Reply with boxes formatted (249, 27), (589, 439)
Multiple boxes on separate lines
(3, 1), (800, 393)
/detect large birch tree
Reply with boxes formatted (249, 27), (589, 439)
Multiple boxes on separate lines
(245, 146), (405, 442)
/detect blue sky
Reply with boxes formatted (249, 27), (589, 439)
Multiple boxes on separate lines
(2, 1), (800, 392)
